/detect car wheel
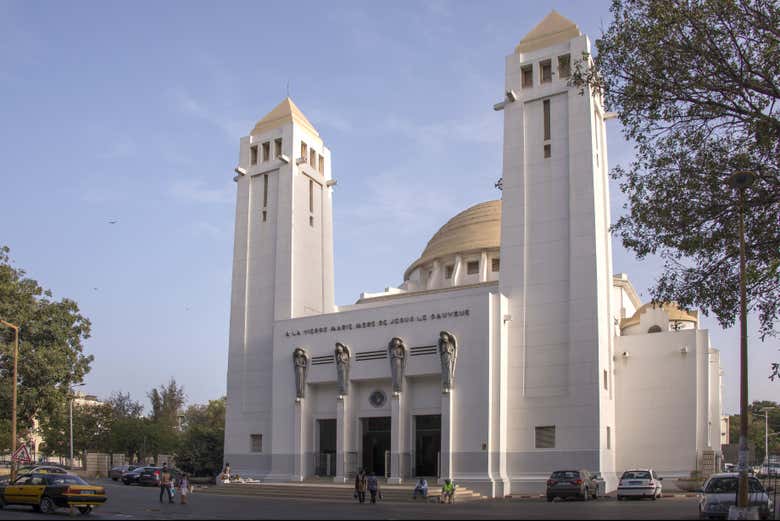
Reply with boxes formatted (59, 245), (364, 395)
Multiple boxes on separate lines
(617, 495), (623, 501)
(112, 477), (118, 481)
(39, 496), (56, 514)
(78, 506), (92, 515)
(547, 495), (554, 502)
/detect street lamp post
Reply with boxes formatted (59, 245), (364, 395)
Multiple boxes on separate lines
(0, 319), (19, 482)
(727, 171), (755, 510)
(69, 383), (85, 470)
(760, 407), (776, 466)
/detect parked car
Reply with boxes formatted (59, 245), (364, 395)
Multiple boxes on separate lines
(109, 465), (139, 481)
(617, 469), (663, 500)
(121, 466), (155, 486)
(758, 464), (779, 477)
(0, 472), (107, 515)
(698, 472), (774, 520)
(122, 466), (181, 487)
(546, 469), (598, 501)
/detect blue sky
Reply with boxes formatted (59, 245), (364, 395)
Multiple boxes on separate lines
(0, 1), (775, 414)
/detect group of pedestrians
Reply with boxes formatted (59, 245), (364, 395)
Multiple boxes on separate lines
(158, 463), (191, 505)
(353, 469), (382, 504)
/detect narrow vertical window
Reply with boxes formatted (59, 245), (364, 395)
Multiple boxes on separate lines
(309, 179), (313, 213)
(310, 148), (316, 167)
(274, 138), (282, 158)
(543, 99), (551, 140)
(250, 145), (258, 165)
(607, 426), (611, 450)
(521, 65), (533, 88)
(262, 142), (270, 162)
(263, 174), (269, 208)
(492, 258), (500, 272)
(318, 154), (324, 174)
(603, 369), (608, 390)
(540, 59), (552, 83)
(301, 142), (308, 163)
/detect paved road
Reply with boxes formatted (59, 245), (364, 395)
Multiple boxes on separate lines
(0, 479), (716, 519)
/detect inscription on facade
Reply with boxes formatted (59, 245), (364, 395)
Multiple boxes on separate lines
(285, 309), (470, 337)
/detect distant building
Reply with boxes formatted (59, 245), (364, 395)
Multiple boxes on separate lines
(223, 11), (723, 496)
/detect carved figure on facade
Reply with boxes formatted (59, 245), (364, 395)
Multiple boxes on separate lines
(334, 342), (352, 396)
(388, 337), (407, 394)
(292, 347), (310, 400)
(438, 331), (458, 393)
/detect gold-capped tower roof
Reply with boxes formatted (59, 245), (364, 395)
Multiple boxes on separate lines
(619, 302), (699, 330)
(404, 200), (501, 280)
(515, 10), (581, 54)
(251, 97), (319, 137)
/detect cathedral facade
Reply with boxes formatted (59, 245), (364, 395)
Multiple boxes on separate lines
(222, 12), (723, 496)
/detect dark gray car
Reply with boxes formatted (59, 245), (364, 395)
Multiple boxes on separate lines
(546, 469), (597, 501)
(109, 465), (138, 481)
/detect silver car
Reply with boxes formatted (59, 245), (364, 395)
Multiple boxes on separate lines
(697, 473), (774, 520)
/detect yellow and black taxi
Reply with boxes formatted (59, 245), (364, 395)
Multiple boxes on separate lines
(0, 472), (107, 515)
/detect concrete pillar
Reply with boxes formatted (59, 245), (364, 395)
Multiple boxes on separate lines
(292, 399), (305, 482)
(389, 392), (407, 484)
(440, 390), (454, 482)
(334, 395), (352, 483)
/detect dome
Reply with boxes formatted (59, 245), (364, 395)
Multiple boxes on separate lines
(619, 302), (699, 331)
(404, 200), (501, 280)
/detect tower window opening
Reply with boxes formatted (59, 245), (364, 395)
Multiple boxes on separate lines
(543, 99), (551, 140)
(648, 325), (663, 333)
(250, 145), (258, 165)
(301, 142), (308, 163)
(540, 59), (552, 83)
(262, 141), (270, 162)
(603, 369), (608, 390)
(262, 210), (267, 222)
(492, 258), (500, 272)
(544, 144), (552, 158)
(309, 179), (314, 213)
(310, 148), (317, 168)
(467, 260), (479, 275)
(263, 174), (269, 208)
(558, 54), (571, 79)
(318, 154), (325, 174)
(521, 65), (533, 88)
(309, 215), (314, 227)
(274, 138), (282, 158)
(250, 434), (263, 452)
(535, 426), (556, 449)
(607, 426), (611, 450)
(445, 265), (454, 279)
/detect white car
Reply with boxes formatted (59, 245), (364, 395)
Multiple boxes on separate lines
(617, 469), (663, 500)
(698, 473), (774, 520)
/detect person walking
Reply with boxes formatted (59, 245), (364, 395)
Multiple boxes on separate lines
(354, 469), (367, 503)
(179, 474), (190, 505)
(367, 472), (381, 504)
(159, 463), (174, 504)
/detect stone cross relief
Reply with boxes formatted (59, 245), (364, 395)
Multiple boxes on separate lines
(438, 331), (457, 393)
(388, 337), (407, 394)
(292, 347), (310, 400)
(334, 342), (351, 396)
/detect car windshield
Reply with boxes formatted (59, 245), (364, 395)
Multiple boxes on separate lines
(705, 477), (764, 494)
(622, 471), (652, 480)
(45, 475), (88, 486)
(551, 471), (580, 479)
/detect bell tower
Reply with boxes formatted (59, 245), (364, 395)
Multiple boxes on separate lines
(224, 98), (335, 475)
(497, 11), (617, 490)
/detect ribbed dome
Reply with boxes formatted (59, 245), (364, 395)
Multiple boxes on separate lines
(404, 200), (501, 280)
(619, 302), (699, 330)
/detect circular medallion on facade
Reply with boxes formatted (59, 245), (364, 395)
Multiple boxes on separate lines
(369, 390), (387, 408)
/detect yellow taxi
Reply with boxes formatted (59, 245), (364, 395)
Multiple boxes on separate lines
(0, 472), (107, 515)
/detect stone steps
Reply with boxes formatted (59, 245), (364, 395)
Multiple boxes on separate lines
(197, 482), (486, 503)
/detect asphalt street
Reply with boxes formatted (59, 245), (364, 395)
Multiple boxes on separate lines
(0, 478), (743, 520)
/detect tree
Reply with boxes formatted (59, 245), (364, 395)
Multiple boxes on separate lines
(729, 400), (780, 463)
(175, 397), (225, 477)
(0, 246), (93, 450)
(147, 379), (186, 456)
(572, 1), (780, 370)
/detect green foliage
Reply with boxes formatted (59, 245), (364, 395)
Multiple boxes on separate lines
(571, 1), (780, 352)
(175, 397), (225, 477)
(0, 246), (93, 450)
(729, 400), (780, 463)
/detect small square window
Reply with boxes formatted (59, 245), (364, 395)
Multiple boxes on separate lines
(250, 434), (263, 452)
(491, 258), (500, 272)
(444, 265), (454, 279)
(535, 426), (555, 449)
(467, 261), (479, 275)
(558, 54), (571, 79)
(250, 145), (258, 165)
(544, 144), (551, 158)
(521, 65), (533, 88)
(262, 142), (270, 162)
(540, 59), (552, 83)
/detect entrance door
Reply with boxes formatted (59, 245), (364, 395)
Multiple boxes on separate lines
(317, 419), (337, 476)
(361, 417), (391, 477)
(415, 415), (441, 477)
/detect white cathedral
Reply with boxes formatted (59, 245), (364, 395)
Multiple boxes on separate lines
(223, 12), (723, 496)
